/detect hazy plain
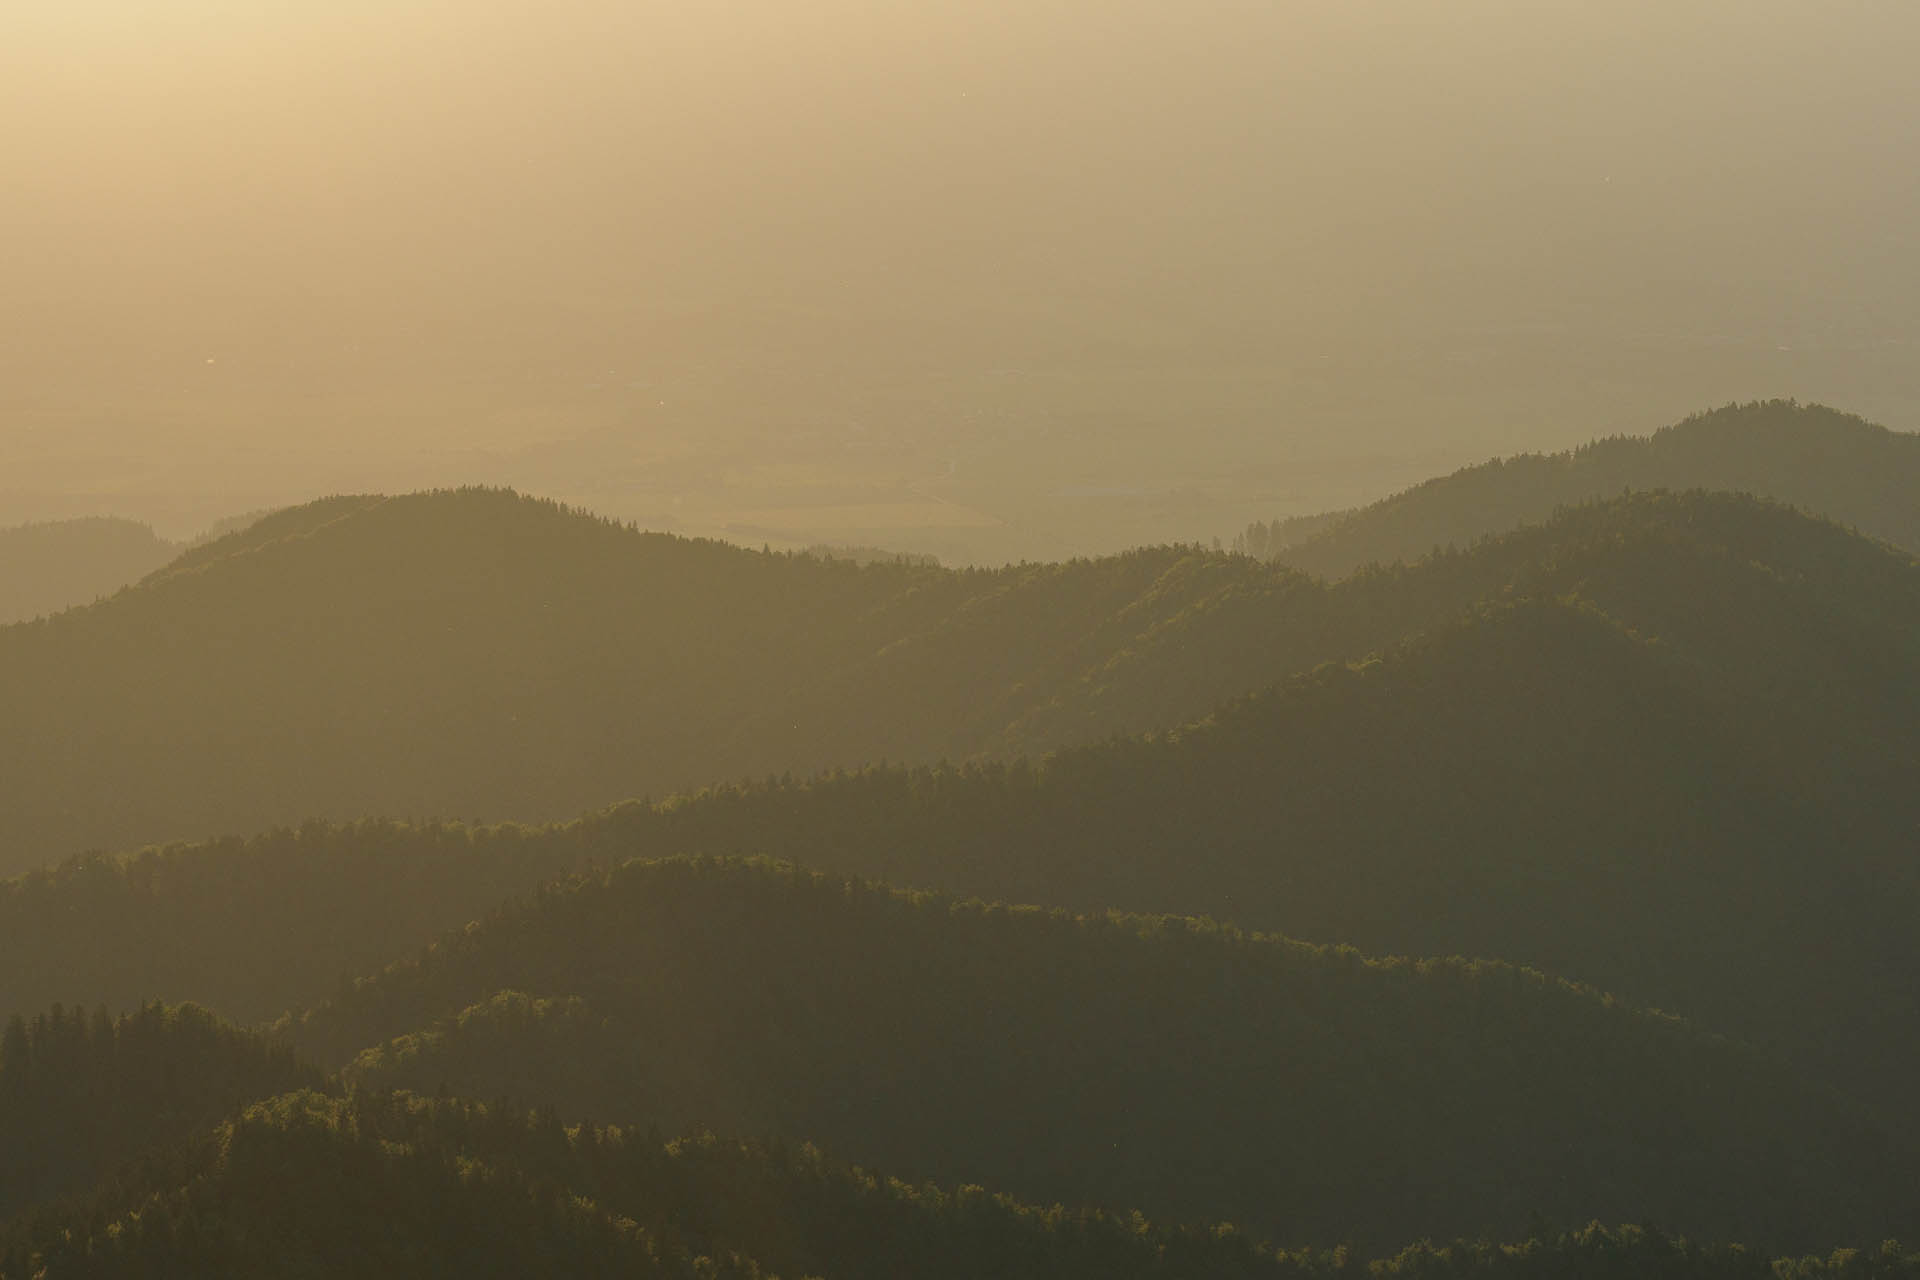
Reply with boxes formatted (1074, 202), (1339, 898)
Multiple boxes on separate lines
(5, 0), (1916, 559)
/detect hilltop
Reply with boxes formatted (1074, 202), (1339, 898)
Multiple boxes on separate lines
(3, 484), (1909, 868)
(1239, 401), (1920, 577)
(2, 493), (1913, 1129)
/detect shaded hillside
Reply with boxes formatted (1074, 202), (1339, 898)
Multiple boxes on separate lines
(0, 1002), (320, 1222)
(0, 821), (614, 1027)
(13, 1089), (1917, 1280)
(4, 485), (1910, 871)
(0, 517), (176, 625)
(1239, 401), (1920, 577)
(5, 496), (1914, 1111)
(1003, 488), (1920, 754)
(289, 857), (1918, 1253)
(0, 488), (1208, 866)
(0, 1086), (1299, 1280)
(599, 596), (1920, 1129)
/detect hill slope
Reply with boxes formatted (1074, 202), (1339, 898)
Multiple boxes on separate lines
(5, 495), (1914, 1120)
(0, 516), (177, 625)
(286, 856), (1918, 1253)
(0, 820), (607, 1027)
(4, 485), (1911, 871)
(596, 595), (1920, 1126)
(0, 1001), (320, 1221)
(0, 488), (1212, 865)
(1241, 401), (1920, 576)
(24, 1077), (1900, 1280)
(2, 1085), (1313, 1280)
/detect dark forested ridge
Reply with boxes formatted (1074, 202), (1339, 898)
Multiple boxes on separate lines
(3, 482), (1912, 872)
(0, 517), (177, 626)
(281, 856), (1917, 1253)
(1238, 401), (1920, 576)
(0, 1001), (320, 1223)
(4, 493), (1914, 1124)
(0, 1085), (1299, 1280)
(603, 597), (1920, 1129)
(3, 456), (1915, 1266)
(17, 1082), (1904, 1280)
(0, 821), (606, 1027)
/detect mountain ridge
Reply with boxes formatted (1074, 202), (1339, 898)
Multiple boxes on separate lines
(6, 484), (1907, 870)
(1239, 401), (1920, 576)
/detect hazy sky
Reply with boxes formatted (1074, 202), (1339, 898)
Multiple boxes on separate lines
(4, 0), (1916, 546)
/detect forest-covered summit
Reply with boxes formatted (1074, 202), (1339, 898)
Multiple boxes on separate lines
(1239, 401), (1920, 576)
(1, 484), (1909, 869)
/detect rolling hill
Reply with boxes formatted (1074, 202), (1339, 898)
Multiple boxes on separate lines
(0, 516), (177, 625)
(3, 482), (1910, 873)
(284, 856), (1917, 1254)
(592, 592), (1920, 1128)
(0, 1001), (320, 1222)
(19, 1072), (1901, 1280)
(1, 1083), (1309, 1280)
(1239, 401), (1920, 577)
(3, 491), (1913, 1131)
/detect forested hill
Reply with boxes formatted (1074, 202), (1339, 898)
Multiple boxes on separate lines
(0, 1086), (1301, 1280)
(604, 598), (1920, 1129)
(3, 485), (1910, 869)
(287, 856), (1915, 1253)
(17, 1083), (1911, 1280)
(1, 493), (1913, 1119)
(1238, 401), (1920, 577)
(0, 1001), (320, 1222)
(0, 516), (176, 625)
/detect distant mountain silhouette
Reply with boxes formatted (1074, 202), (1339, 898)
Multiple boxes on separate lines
(1238, 401), (1920, 576)
(0, 516), (176, 625)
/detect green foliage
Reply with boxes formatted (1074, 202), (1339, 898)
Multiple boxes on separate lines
(0, 1001), (321, 1222)
(303, 856), (1917, 1252)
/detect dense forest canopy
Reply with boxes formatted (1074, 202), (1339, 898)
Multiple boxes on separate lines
(16, 1071), (1912, 1280)
(289, 856), (1917, 1252)
(0, 1001), (320, 1222)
